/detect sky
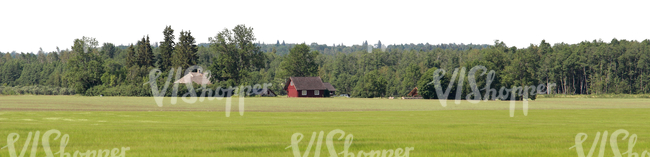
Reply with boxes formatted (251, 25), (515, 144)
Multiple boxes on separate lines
(2, 0), (649, 53)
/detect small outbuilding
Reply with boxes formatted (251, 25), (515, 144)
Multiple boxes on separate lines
(173, 72), (212, 85)
(323, 83), (336, 96)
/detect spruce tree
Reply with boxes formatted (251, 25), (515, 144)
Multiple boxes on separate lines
(172, 30), (197, 69)
(136, 36), (154, 67)
(125, 44), (136, 67)
(159, 26), (175, 71)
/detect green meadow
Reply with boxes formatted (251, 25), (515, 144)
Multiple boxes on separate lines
(1, 96), (649, 156)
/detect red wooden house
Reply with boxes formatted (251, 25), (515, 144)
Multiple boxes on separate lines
(284, 77), (335, 97)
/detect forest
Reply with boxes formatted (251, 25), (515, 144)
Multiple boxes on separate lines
(1, 24), (649, 99)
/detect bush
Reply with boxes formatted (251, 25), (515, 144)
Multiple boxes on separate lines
(85, 85), (107, 96)
(0, 85), (75, 95)
(1, 86), (17, 95)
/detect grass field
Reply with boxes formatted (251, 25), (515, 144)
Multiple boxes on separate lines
(1, 96), (649, 156)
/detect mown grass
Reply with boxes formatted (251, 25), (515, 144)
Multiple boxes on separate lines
(1, 96), (649, 156)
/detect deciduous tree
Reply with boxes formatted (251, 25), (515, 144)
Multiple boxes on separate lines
(209, 25), (265, 85)
(279, 43), (319, 77)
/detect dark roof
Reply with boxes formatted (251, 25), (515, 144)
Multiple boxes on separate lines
(323, 83), (336, 91)
(284, 77), (327, 90)
(255, 88), (277, 96)
(262, 89), (277, 96)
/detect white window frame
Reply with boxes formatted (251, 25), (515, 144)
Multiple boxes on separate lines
(302, 90), (307, 95)
(315, 90), (319, 95)
(290, 81), (294, 86)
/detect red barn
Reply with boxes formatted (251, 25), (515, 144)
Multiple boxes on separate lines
(284, 77), (334, 97)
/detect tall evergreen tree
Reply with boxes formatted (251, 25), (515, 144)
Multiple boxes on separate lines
(136, 36), (154, 67)
(172, 30), (198, 70)
(125, 44), (136, 67)
(159, 26), (175, 71)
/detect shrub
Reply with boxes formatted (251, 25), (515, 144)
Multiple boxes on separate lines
(0, 85), (75, 95)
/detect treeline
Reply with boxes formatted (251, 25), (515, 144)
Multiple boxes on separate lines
(316, 39), (650, 99)
(1, 26), (649, 98)
(255, 40), (489, 56)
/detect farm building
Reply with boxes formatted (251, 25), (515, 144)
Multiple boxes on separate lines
(284, 77), (336, 97)
(173, 72), (212, 85)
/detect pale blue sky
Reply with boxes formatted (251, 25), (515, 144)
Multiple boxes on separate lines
(2, 0), (649, 53)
